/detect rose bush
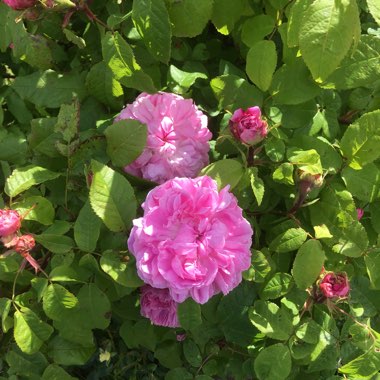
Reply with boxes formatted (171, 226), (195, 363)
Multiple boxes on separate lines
(0, 0), (380, 379)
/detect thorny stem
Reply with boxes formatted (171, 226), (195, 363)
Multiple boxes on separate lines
(247, 146), (255, 167)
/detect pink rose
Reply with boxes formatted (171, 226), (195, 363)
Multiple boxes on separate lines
(229, 107), (268, 145)
(320, 272), (350, 298)
(2, 0), (37, 10)
(0, 209), (21, 237)
(115, 92), (211, 184)
(357, 208), (364, 221)
(128, 176), (253, 304)
(140, 285), (180, 328)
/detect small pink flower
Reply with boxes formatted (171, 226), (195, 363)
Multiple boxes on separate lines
(320, 272), (350, 298)
(2, 0), (37, 10)
(0, 209), (21, 237)
(229, 107), (268, 145)
(128, 176), (253, 304)
(140, 285), (180, 328)
(115, 92), (211, 184)
(357, 208), (364, 221)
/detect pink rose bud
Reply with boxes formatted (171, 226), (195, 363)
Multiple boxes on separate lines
(0, 209), (21, 237)
(320, 272), (350, 298)
(357, 208), (364, 221)
(297, 170), (323, 190)
(140, 285), (180, 328)
(13, 234), (35, 254)
(2, 0), (37, 10)
(229, 106), (268, 146)
(176, 333), (186, 341)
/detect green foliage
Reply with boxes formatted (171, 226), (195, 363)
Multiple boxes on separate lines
(0, 0), (380, 378)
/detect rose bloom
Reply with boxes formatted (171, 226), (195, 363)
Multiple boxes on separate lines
(0, 209), (21, 237)
(128, 176), (253, 304)
(3, 0), (37, 10)
(140, 285), (180, 328)
(229, 106), (268, 145)
(115, 92), (211, 184)
(320, 272), (350, 298)
(357, 208), (364, 221)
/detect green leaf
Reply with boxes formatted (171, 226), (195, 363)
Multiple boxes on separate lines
(249, 167), (265, 206)
(265, 138), (285, 162)
(12, 70), (86, 109)
(210, 74), (263, 110)
(49, 336), (95, 366)
(155, 341), (183, 369)
(42, 364), (77, 380)
(177, 298), (202, 330)
(74, 200), (102, 253)
(102, 31), (156, 93)
(364, 250), (380, 290)
(183, 340), (202, 367)
(13, 196), (55, 226)
(0, 298), (12, 333)
(29, 118), (61, 158)
(260, 272), (294, 300)
(14, 308), (53, 354)
(287, 0), (313, 47)
(269, 228), (308, 253)
(341, 164), (380, 203)
(104, 120), (147, 167)
(339, 349), (380, 378)
(324, 35), (380, 89)
(249, 250), (272, 283)
(254, 343), (292, 380)
(168, 64), (207, 92)
(165, 368), (193, 380)
(201, 159), (244, 190)
(100, 251), (143, 288)
(0, 127), (27, 164)
(35, 234), (74, 254)
(340, 110), (380, 169)
(299, 0), (360, 82)
(43, 284), (78, 321)
(287, 149), (322, 175)
(63, 28), (85, 49)
(273, 163), (294, 185)
(211, 0), (246, 35)
(5, 165), (60, 197)
(249, 300), (293, 340)
(168, 0), (213, 37)
(246, 40), (277, 92)
(132, 0), (171, 63)
(241, 15), (275, 47)
(270, 59), (320, 105)
(86, 62), (123, 110)
(89, 160), (137, 232)
(292, 239), (325, 290)
(367, 0), (380, 25)
(54, 100), (79, 142)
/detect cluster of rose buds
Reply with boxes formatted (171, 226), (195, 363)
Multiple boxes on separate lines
(0, 209), (40, 273)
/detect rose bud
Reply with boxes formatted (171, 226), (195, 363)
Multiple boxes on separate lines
(0, 209), (21, 237)
(13, 234), (35, 254)
(2, 0), (37, 10)
(320, 272), (350, 298)
(357, 208), (364, 221)
(229, 106), (268, 146)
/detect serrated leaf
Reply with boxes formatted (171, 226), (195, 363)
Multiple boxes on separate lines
(241, 15), (275, 47)
(42, 364), (77, 380)
(367, 0), (380, 26)
(35, 234), (74, 254)
(287, 0), (313, 47)
(341, 110), (380, 169)
(254, 343), (291, 380)
(74, 200), (102, 253)
(0, 298), (12, 333)
(13, 196), (55, 226)
(269, 228), (307, 253)
(168, 64), (207, 92)
(168, 0), (213, 37)
(54, 100), (79, 142)
(292, 240), (325, 290)
(201, 159), (244, 190)
(299, 0), (360, 81)
(177, 298), (202, 330)
(5, 165), (60, 197)
(104, 120), (147, 167)
(183, 340), (202, 367)
(43, 284), (78, 321)
(273, 163), (294, 185)
(288, 149), (322, 175)
(260, 272), (294, 300)
(364, 250), (380, 290)
(249, 167), (265, 206)
(339, 349), (380, 378)
(29, 118), (61, 158)
(89, 160), (136, 232)
(211, 0), (246, 35)
(14, 308), (53, 354)
(102, 32), (156, 93)
(246, 40), (277, 92)
(132, 0), (171, 63)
